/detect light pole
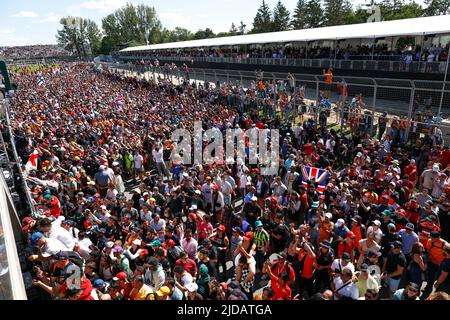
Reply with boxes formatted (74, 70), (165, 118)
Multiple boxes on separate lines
(438, 51), (450, 117)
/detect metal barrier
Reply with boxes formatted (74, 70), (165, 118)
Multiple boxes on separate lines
(101, 61), (450, 146)
(119, 54), (449, 74)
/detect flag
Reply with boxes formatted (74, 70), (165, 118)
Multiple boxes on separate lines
(301, 166), (331, 194)
(112, 95), (125, 110)
(37, 76), (45, 86)
(25, 150), (39, 172)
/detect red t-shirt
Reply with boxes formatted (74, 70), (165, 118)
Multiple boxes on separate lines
(270, 274), (292, 300)
(337, 241), (355, 258)
(60, 276), (94, 300)
(175, 258), (198, 277)
(49, 196), (61, 219)
(270, 262), (295, 284)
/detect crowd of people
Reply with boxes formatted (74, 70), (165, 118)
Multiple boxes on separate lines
(120, 42), (450, 63)
(0, 45), (71, 60)
(9, 61), (450, 301)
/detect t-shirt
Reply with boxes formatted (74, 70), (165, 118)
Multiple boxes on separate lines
(134, 154), (143, 169)
(421, 169), (438, 190)
(152, 149), (164, 163)
(331, 259), (355, 275)
(130, 284), (154, 300)
(270, 274), (292, 300)
(175, 258), (197, 277)
(385, 251), (407, 280)
(333, 277), (359, 300)
(40, 238), (70, 257)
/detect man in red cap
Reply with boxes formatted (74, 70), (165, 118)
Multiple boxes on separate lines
(21, 217), (36, 233)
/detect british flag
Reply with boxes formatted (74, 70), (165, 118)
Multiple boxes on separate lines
(301, 166), (331, 194)
(112, 95), (125, 109)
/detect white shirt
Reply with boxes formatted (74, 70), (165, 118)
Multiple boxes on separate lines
(333, 277), (359, 300)
(40, 238), (69, 257)
(220, 180), (233, 196)
(326, 139), (336, 152)
(239, 174), (250, 189)
(153, 148), (164, 163)
(367, 226), (384, 242)
(49, 225), (76, 251)
(331, 259), (355, 275)
(77, 237), (93, 261)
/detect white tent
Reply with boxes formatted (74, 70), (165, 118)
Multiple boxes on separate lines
(121, 15), (450, 52)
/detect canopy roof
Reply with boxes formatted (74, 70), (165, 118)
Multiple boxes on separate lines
(121, 15), (450, 52)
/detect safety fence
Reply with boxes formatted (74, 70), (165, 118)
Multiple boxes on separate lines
(101, 62), (450, 146)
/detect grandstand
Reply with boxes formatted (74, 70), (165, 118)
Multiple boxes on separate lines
(119, 15), (450, 80)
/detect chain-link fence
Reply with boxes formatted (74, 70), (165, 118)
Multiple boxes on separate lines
(101, 62), (450, 146)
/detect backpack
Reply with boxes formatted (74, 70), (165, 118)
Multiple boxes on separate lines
(428, 240), (447, 266)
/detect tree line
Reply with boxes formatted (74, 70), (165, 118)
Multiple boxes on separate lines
(56, 1), (450, 58)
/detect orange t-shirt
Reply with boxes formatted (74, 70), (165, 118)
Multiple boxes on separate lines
(297, 250), (315, 279)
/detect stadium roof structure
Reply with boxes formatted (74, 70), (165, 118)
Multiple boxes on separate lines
(121, 15), (450, 52)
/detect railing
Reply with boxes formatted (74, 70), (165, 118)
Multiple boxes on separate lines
(0, 97), (28, 300)
(118, 55), (449, 74)
(100, 62), (450, 145)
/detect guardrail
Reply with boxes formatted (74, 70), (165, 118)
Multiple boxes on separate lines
(119, 55), (448, 74)
(101, 62), (450, 146)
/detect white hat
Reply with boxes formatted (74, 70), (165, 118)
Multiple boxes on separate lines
(87, 181), (96, 186)
(356, 152), (363, 157)
(132, 239), (141, 246)
(433, 164), (440, 172)
(143, 192), (149, 196)
(194, 190), (201, 195)
(336, 219), (345, 227)
(325, 212), (333, 220)
(100, 205), (107, 210)
(106, 241), (114, 248)
(251, 196), (258, 201)
(185, 283), (198, 292)
(373, 220), (381, 226)
(99, 165), (106, 170)
(189, 205), (198, 211)
(112, 162), (119, 167)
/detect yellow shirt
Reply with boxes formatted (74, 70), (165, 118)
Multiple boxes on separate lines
(130, 284), (154, 300)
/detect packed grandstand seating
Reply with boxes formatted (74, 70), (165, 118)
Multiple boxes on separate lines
(119, 43), (450, 62)
(0, 45), (72, 60)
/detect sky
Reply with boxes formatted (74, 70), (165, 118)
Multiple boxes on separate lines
(0, 0), (424, 46)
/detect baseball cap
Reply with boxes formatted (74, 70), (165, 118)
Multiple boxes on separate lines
(155, 286), (171, 297)
(324, 212), (332, 220)
(218, 225), (226, 232)
(54, 251), (69, 260)
(43, 194), (52, 200)
(22, 217), (35, 231)
(311, 201), (319, 208)
(430, 231), (441, 238)
(132, 239), (142, 246)
(342, 252), (351, 261)
(105, 241), (114, 249)
(335, 219), (345, 227)
(392, 241), (403, 249)
(232, 226), (243, 235)
(382, 209), (393, 216)
(113, 272), (127, 281)
(93, 279), (105, 288)
(31, 232), (44, 245)
(406, 223), (415, 230)
(150, 240), (162, 247)
(277, 252), (287, 260)
(255, 220), (263, 228)
(360, 263), (369, 272)
(243, 231), (253, 240)
(372, 220), (381, 226)
(166, 239), (176, 247)
(185, 283), (198, 293)
(189, 204), (198, 211)
(251, 196), (258, 201)
(320, 240), (332, 250)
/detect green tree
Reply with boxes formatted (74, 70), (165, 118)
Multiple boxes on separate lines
(101, 3), (161, 51)
(86, 19), (102, 55)
(424, 0), (450, 15)
(324, 0), (353, 26)
(291, 0), (308, 30)
(229, 23), (238, 35)
(238, 21), (247, 34)
(252, 0), (274, 33)
(273, 1), (291, 31)
(193, 28), (216, 40)
(380, 0), (424, 20)
(57, 17), (100, 58)
(304, 0), (325, 28)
